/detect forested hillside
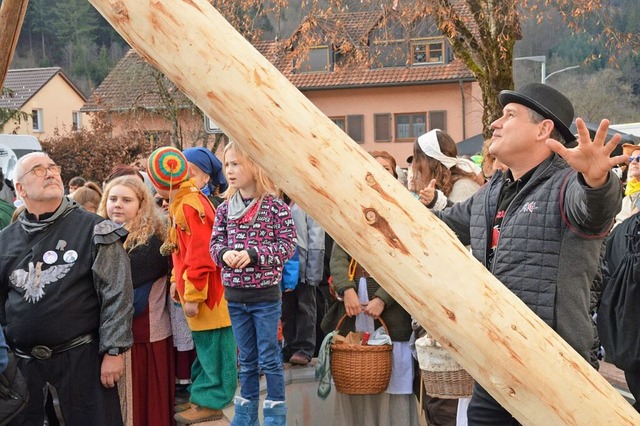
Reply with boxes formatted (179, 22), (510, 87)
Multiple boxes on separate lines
(9, 0), (127, 95)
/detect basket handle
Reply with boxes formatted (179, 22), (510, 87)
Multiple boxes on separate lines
(334, 313), (390, 337)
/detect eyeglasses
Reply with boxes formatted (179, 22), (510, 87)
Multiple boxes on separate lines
(629, 156), (640, 163)
(155, 197), (168, 207)
(18, 164), (62, 180)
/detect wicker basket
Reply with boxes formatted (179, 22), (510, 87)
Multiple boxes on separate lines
(416, 334), (473, 399)
(330, 314), (393, 395)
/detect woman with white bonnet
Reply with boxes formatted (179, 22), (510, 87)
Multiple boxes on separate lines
(410, 129), (480, 426)
(413, 129), (480, 210)
(182, 147), (228, 207)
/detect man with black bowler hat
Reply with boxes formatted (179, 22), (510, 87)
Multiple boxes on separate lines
(420, 83), (625, 424)
(0, 152), (133, 425)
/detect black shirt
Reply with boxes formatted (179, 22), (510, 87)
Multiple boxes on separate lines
(487, 167), (538, 270)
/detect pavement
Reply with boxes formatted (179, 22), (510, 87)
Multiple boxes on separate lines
(174, 360), (634, 424)
(175, 360), (326, 425)
(598, 360), (636, 405)
(599, 361), (628, 391)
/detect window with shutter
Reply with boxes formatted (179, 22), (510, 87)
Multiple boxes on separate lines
(374, 114), (391, 142)
(394, 112), (426, 141)
(429, 111), (447, 131)
(347, 115), (364, 143)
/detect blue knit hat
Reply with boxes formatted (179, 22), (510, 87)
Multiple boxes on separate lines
(183, 147), (228, 195)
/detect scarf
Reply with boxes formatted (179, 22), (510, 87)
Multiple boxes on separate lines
(227, 191), (262, 225)
(418, 129), (475, 173)
(355, 276), (375, 333)
(625, 179), (640, 196)
(162, 180), (207, 255)
(18, 196), (78, 235)
(315, 330), (337, 400)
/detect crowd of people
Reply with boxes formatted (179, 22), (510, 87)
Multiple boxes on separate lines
(0, 81), (638, 426)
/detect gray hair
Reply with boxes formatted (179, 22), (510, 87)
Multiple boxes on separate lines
(13, 152), (51, 187)
(528, 109), (565, 145)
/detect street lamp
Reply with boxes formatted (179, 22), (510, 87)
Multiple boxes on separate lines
(544, 65), (580, 82)
(514, 55), (546, 84)
(513, 55), (579, 83)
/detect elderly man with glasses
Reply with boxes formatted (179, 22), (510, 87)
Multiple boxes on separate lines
(0, 152), (133, 425)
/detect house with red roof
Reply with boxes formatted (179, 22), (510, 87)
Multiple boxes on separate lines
(82, 9), (483, 165)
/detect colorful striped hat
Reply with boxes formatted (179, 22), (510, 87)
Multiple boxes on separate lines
(147, 147), (190, 190)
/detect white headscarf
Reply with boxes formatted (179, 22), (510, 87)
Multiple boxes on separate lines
(417, 129), (474, 173)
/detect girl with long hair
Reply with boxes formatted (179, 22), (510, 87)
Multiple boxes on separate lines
(98, 175), (175, 426)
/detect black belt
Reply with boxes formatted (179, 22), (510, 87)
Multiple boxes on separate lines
(12, 333), (97, 360)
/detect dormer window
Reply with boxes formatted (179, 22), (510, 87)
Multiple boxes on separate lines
(411, 38), (444, 65)
(299, 46), (331, 73)
(370, 14), (447, 68)
(371, 18), (406, 68)
(373, 39), (406, 67)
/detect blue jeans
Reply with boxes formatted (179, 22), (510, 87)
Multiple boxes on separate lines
(228, 300), (285, 401)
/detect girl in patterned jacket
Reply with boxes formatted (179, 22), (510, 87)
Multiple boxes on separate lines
(210, 142), (297, 426)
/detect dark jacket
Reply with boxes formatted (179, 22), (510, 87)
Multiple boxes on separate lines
(0, 204), (133, 354)
(321, 244), (413, 342)
(438, 154), (621, 361)
(597, 212), (640, 370)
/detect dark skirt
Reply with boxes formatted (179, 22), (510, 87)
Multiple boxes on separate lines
(131, 337), (176, 426)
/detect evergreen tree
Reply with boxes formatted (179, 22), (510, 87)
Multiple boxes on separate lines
(52, 0), (99, 46)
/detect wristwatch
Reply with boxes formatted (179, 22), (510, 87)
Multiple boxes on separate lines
(107, 348), (124, 356)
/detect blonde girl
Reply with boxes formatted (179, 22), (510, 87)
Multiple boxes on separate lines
(98, 176), (174, 426)
(210, 142), (297, 426)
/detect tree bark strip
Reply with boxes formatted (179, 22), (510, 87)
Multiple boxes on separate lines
(87, 0), (638, 424)
(0, 0), (29, 89)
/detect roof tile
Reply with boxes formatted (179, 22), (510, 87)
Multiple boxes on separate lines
(82, 50), (192, 112)
(0, 67), (61, 110)
(84, 10), (475, 111)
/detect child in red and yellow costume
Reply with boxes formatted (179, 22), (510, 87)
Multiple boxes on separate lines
(147, 147), (237, 424)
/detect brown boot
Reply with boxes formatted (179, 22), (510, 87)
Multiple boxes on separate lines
(174, 402), (191, 413)
(174, 403), (224, 424)
(288, 352), (310, 366)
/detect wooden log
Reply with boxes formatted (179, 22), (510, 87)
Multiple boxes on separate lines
(88, 0), (638, 424)
(0, 0), (29, 89)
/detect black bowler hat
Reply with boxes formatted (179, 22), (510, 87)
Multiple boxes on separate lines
(499, 83), (575, 144)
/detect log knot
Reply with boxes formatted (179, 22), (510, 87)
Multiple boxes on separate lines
(441, 305), (456, 322)
(112, 1), (129, 20)
(364, 208), (378, 224)
(363, 171), (412, 218)
(365, 172), (377, 186)
(361, 207), (409, 255)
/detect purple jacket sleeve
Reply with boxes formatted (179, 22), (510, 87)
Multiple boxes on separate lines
(210, 201), (229, 267)
(253, 198), (297, 267)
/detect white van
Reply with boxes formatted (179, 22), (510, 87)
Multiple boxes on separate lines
(0, 143), (18, 205)
(0, 134), (42, 159)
